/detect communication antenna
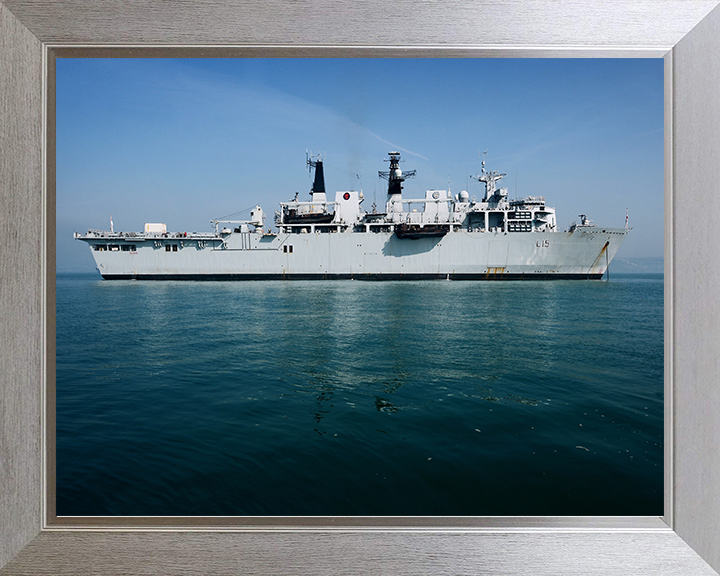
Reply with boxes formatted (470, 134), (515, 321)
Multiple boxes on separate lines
(306, 150), (324, 173)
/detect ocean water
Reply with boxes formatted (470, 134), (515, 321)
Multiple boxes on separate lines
(56, 273), (664, 516)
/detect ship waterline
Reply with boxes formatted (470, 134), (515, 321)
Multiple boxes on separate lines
(75, 152), (629, 280)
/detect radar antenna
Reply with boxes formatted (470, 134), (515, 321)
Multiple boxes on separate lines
(378, 151), (416, 196)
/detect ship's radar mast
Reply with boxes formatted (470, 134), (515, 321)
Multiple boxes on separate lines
(378, 151), (416, 197)
(471, 151), (506, 201)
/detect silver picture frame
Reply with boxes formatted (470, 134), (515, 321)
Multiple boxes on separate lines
(2, 1), (720, 574)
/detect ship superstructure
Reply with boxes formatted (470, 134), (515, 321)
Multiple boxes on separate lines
(75, 152), (629, 280)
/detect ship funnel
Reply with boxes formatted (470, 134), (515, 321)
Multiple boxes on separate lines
(307, 154), (326, 196)
(312, 160), (325, 194)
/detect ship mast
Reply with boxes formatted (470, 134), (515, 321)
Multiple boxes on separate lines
(471, 152), (506, 202)
(378, 151), (416, 201)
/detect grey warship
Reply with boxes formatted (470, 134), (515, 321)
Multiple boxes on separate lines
(75, 152), (629, 280)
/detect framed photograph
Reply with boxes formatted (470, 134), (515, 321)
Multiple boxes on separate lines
(2, 1), (720, 575)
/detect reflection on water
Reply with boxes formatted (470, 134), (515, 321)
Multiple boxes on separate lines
(374, 397), (398, 413)
(57, 274), (664, 516)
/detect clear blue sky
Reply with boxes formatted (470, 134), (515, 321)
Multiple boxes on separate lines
(57, 58), (664, 272)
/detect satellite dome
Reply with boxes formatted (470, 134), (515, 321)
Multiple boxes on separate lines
(459, 190), (469, 202)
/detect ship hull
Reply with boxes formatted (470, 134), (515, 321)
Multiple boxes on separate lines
(83, 226), (628, 280)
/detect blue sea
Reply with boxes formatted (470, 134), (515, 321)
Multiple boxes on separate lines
(56, 273), (664, 516)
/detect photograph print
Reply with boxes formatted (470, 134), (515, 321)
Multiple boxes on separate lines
(55, 57), (664, 516)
